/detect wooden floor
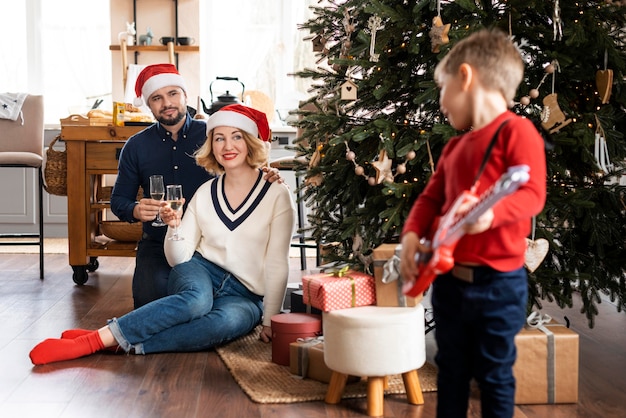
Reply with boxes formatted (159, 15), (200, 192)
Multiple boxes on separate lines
(1, 252), (625, 418)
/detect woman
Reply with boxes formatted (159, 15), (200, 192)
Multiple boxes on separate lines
(30, 104), (295, 364)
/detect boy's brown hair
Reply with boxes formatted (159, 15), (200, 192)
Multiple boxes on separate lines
(434, 28), (524, 104)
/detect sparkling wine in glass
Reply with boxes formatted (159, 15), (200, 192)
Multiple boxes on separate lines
(150, 175), (166, 227)
(166, 184), (184, 241)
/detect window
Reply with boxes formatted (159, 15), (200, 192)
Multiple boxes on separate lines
(201, 1), (317, 122)
(1, 1), (318, 127)
(1, 0), (111, 127)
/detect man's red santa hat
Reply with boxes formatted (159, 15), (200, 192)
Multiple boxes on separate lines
(133, 63), (186, 107)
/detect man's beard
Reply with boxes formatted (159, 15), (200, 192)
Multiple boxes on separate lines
(157, 107), (186, 126)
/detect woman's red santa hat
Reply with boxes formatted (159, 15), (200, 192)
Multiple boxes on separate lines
(205, 104), (271, 142)
(133, 63), (187, 107)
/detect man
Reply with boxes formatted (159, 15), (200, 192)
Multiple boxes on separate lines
(111, 63), (280, 308)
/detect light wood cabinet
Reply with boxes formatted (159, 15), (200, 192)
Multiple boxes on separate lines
(60, 119), (147, 285)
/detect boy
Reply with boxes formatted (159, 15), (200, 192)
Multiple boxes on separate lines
(400, 28), (546, 417)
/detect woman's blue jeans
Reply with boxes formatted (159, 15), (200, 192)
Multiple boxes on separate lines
(108, 252), (264, 354)
(431, 266), (527, 418)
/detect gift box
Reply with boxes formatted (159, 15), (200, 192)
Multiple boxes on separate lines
(372, 243), (421, 307)
(302, 269), (376, 312)
(271, 313), (322, 366)
(290, 289), (322, 315)
(513, 317), (579, 404)
(289, 338), (360, 384)
(282, 282), (302, 312)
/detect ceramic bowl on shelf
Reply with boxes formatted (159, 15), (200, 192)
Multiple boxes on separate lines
(177, 37), (195, 45)
(159, 36), (176, 45)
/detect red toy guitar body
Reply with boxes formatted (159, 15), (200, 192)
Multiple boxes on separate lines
(403, 165), (531, 297)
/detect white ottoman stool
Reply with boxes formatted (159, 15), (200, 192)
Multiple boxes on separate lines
(323, 305), (426, 417)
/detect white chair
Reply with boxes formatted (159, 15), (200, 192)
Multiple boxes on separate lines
(0, 94), (45, 280)
(323, 305), (426, 416)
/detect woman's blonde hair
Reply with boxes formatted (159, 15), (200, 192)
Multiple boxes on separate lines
(194, 128), (269, 175)
(434, 28), (524, 103)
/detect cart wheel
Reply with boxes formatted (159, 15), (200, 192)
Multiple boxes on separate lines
(87, 257), (99, 272)
(72, 266), (89, 285)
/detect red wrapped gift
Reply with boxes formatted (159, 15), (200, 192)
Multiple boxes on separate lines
(302, 268), (376, 312)
(271, 313), (322, 366)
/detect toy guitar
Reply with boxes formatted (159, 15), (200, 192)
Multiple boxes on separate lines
(402, 165), (531, 297)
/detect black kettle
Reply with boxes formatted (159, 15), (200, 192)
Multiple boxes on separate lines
(201, 76), (245, 115)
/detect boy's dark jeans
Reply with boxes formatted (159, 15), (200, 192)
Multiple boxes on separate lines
(431, 266), (527, 418)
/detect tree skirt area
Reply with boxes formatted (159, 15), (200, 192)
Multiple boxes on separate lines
(216, 327), (437, 404)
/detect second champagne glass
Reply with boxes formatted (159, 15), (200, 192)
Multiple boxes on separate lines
(149, 175), (166, 227)
(166, 184), (184, 241)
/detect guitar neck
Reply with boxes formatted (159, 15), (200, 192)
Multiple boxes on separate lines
(437, 165), (530, 248)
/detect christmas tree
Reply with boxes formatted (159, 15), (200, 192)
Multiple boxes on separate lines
(292, 0), (626, 327)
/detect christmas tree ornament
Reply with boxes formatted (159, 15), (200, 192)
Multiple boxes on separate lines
(525, 238), (549, 273)
(518, 63), (550, 108)
(429, 16), (450, 53)
(311, 34), (327, 53)
(367, 15), (383, 62)
(596, 70), (613, 104)
(525, 218), (549, 273)
(309, 141), (324, 169)
(596, 50), (613, 104)
(342, 8), (356, 35)
(340, 79), (358, 101)
(553, 0), (563, 41)
(430, 1), (450, 53)
(341, 9), (356, 54)
(594, 115), (613, 174)
(539, 60), (572, 133)
(371, 149), (393, 184)
(305, 173), (323, 187)
(541, 93), (572, 133)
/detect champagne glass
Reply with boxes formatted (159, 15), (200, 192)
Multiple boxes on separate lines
(149, 175), (166, 226)
(166, 184), (184, 241)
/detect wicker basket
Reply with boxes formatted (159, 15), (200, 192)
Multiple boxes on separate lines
(100, 221), (143, 242)
(97, 185), (144, 203)
(44, 135), (67, 196)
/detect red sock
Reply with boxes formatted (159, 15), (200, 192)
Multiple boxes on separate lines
(61, 329), (93, 339)
(29, 331), (105, 365)
(60, 328), (122, 353)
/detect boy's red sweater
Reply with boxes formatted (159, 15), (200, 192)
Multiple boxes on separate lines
(402, 111), (547, 272)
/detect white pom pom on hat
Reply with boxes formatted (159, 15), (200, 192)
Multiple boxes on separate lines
(205, 104), (271, 142)
(133, 63), (187, 107)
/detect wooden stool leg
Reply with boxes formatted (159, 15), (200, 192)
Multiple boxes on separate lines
(402, 370), (424, 405)
(383, 375), (389, 389)
(367, 376), (385, 417)
(325, 371), (349, 404)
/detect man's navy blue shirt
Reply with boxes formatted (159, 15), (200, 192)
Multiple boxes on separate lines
(111, 115), (213, 241)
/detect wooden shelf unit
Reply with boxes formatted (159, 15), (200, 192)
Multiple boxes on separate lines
(109, 44), (199, 53)
(60, 120), (148, 284)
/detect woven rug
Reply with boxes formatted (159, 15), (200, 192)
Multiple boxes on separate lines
(216, 327), (437, 404)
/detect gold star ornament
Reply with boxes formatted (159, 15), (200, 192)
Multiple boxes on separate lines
(429, 16), (450, 53)
(371, 150), (393, 184)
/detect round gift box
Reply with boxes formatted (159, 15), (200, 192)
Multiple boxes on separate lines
(271, 313), (322, 366)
